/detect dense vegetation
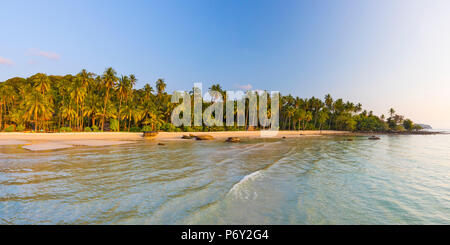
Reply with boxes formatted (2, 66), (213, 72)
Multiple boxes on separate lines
(0, 68), (422, 133)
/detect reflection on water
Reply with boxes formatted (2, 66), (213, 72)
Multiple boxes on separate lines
(0, 135), (449, 224)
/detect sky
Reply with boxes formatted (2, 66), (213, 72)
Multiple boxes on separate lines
(1, 0), (450, 128)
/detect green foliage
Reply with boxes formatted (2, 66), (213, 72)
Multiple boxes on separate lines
(4, 125), (15, 132)
(16, 125), (25, 132)
(84, 127), (92, 132)
(110, 118), (119, 131)
(129, 126), (141, 132)
(141, 125), (152, 132)
(335, 113), (356, 131)
(60, 127), (72, 132)
(355, 115), (387, 132)
(0, 69), (417, 133)
(403, 119), (414, 131)
(159, 123), (178, 132)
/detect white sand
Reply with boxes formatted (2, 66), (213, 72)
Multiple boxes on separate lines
(63, 140), (135, 146)
(0, 140), (28, 145)
(0, 132), (143, 141)
(22, 142), (74, 151)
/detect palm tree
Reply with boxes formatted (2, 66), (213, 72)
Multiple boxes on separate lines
(296, 109), (306, 130)
(23, 90), (53, 132)
(389, 108), (396, 118)
(156, 78), (166, 95)
(286, 106), (295, 130)
(61, 103), (77, 128)
(70, 78), (86, 130)
(31, 73), (51, 96)
(100, 67), (118, 131)
(77, 69), (95, 87)
(304, 111), (313, 130)
(318, 110), (329, 131)
(117, 75), (130, 130)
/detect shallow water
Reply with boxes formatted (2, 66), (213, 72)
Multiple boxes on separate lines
(0, 135), (449, 224)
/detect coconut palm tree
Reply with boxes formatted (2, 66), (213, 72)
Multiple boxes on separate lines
(156, 78), (166, 95)
(23, 89), (53, 132)
(117, 75), (130, 130)
(389, 108), (396, 118)
(100, 67), (118, 131)
(70, 78), (86, 130)
(31, 73), (51, 96)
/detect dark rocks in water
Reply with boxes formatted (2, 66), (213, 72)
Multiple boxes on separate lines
(195, 135), (214, 140)
(158, 143), (166, 146)
(181, 135), (192, 139)
(344, 138), (354, 141)
(189, 134), (196, 137)
(226, 137), (240, 143)
(143, 131), (158, 138)
(368, 136), (381, 140)
(282, 136), (287, 139)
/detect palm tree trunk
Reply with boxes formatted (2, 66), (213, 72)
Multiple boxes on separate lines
(34, 105), (38, 132)
(0, 104), (3, 130)
(118, 96), (123, 131)
(101, 89), (109, 131)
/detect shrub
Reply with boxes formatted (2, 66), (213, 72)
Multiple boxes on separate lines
(141, 125), (152, 132)
(110, 119), (119, 132)
(4, 125), (15, 132)
(16, 125), (25, 132)
(84, 127), (92, 132)
(403, 119), (414, 131)
(60, 127), (72, 132)
(129, 126), (141, 132)
(160, 123), (177, 132)
(91, 125), (100, 132)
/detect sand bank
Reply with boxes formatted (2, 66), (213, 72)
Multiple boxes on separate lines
(22, 142), (74, 151)
(0, 132), (143, 141)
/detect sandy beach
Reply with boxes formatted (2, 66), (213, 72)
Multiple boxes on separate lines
(0, 130), (356, 141)
(0, 131), (358, 151)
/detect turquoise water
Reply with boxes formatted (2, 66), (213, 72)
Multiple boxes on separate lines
(0, 135), (449, 224)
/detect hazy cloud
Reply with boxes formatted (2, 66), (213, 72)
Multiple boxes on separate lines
(235, 83), (252, 90)
(29, 48), (61, 60)
(0, 56), (14, 65)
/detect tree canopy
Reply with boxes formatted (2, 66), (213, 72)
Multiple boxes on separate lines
(0, 68), (421, 133)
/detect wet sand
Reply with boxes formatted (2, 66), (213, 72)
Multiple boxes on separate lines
(0, 131), (357, 151)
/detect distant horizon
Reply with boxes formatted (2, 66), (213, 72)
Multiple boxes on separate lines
(1, 0), (450, 128)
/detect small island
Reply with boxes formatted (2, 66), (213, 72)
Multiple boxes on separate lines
(0, 68), (435, 137)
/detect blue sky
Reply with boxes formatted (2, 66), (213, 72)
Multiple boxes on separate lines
(1, 0), (450, 127)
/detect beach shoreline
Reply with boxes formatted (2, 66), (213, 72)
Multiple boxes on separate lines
(0, 130), (362, 141)
(0, 130), (444, 141)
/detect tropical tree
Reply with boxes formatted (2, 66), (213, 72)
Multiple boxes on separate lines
(100, 67), (118, 131)
(23, 89), (53, 131)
